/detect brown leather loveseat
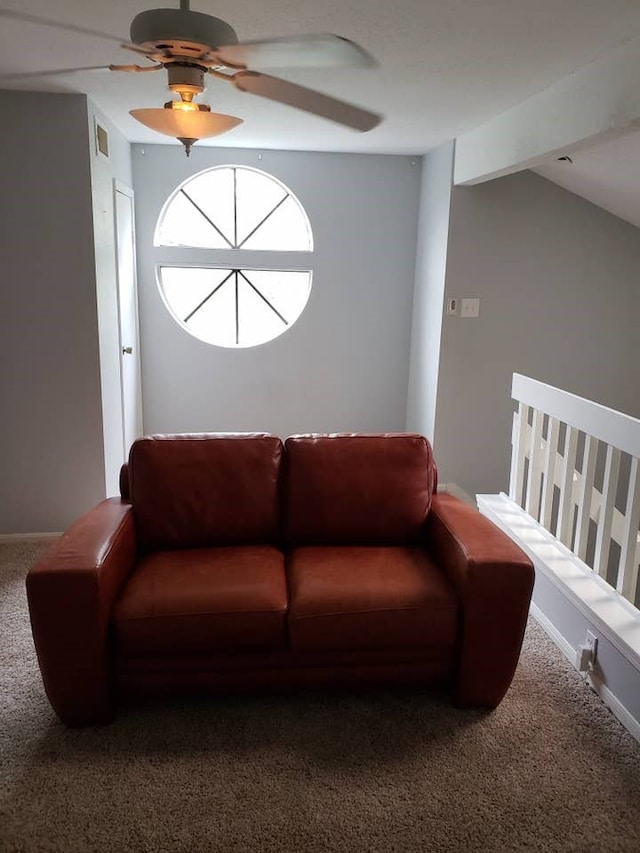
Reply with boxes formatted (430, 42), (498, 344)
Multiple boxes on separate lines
(27, 433), (534, 726)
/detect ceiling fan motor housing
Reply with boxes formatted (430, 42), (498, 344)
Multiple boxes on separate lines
(167, 64), (206, 97)
(129, 8), (239, 54)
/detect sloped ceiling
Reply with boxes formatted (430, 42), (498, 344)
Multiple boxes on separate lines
(534, 129), (640, 230)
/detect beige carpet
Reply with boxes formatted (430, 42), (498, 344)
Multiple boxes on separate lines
(1, 541), (639, 853)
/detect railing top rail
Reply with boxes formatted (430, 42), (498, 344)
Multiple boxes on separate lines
(512, 373), (640, 458)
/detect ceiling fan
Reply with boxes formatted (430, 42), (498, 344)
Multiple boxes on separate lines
(0, 1), (382, 155)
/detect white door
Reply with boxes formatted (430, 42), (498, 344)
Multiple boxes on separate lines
(115, 182), (143, 456)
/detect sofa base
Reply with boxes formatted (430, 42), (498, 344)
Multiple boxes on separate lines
(116, 659), (453, 700)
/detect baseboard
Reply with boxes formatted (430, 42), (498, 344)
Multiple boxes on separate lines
(437, 483), (475, 506)
(530, 602), (575, 661)
(0, 532), (61, 543)
(530, 602), (640, 744)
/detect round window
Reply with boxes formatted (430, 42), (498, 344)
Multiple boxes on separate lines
(154, 165), (313, 348)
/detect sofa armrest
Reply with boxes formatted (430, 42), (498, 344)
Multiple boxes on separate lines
(26, 498), (137, 726)
(426, 493), (534, 708)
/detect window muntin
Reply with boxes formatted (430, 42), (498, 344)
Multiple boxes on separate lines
(155, 166), (313, 252)
(154, 165), (313, 348)
(159, 266), (312, 348)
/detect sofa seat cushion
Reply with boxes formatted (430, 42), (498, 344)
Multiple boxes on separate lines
(287, 546), (457, 652)
(113, 546), (288, 656)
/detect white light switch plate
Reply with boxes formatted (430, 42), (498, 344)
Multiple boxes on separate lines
(461, 297), (480, 318)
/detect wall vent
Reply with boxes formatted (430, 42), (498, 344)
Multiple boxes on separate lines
(95, 121), (110, 160)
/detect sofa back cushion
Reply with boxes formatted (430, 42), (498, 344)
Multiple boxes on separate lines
(283, 434), (438, 546)
(129, 433), (283, 551)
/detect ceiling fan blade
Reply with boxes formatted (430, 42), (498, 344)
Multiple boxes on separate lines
(215, 33), (376, 70)
(0, 65), (112, 81)
(0, 9), (127, 44)
(232, 71), (381, 132)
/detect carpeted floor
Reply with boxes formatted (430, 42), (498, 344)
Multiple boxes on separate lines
(1, 541), (639, 853)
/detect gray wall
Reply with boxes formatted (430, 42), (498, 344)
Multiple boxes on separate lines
(406, 141), (454, 442)
(432, 170), (640, 498)
(4, 116), (638, 533)
(0, 92), (105, 534)
(132, 145), (421, 436)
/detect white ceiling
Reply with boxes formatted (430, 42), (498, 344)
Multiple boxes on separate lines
(1, 1), (640, 226)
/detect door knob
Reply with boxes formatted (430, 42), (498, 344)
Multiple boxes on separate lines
(122, 346), (133, 355)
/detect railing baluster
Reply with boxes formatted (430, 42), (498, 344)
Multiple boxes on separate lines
(557, 426), (578, 545)
(575, 434), (598, 561)
(508, 373), (640, 616)
(593, 444), (622, 578)
(508, 410), (519, 500)
(510, 403), (530, 506)
(525, 409), (544, 519)
(540, 416), (559, 529)
(618, 456), (640, 603)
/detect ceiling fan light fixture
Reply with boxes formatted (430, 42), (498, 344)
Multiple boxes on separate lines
(170, 98), (199, 112)
(130, 102), (243, 156)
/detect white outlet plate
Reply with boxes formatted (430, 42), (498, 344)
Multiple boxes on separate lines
(461, 297), (480, 318)
(576, 630), (598, 671)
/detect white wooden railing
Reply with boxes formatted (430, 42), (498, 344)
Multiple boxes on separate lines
(509, 374), (640, 610)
